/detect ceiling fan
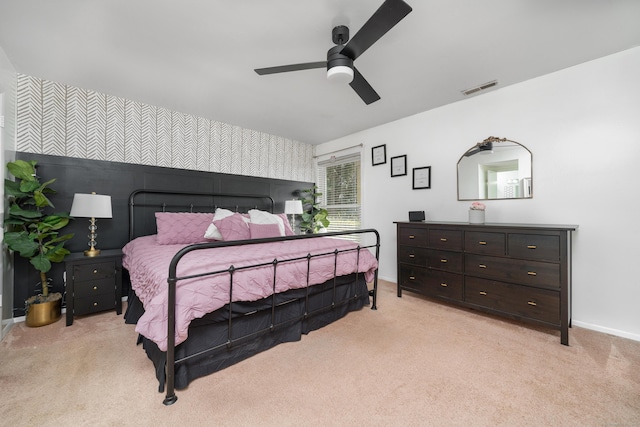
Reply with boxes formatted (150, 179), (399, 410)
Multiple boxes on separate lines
(254, 0), (412, 105)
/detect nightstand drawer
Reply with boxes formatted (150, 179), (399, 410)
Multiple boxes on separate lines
(73, 261), (116, 281)
(74, 277), (116, 298)
(74, 293), (117, 316)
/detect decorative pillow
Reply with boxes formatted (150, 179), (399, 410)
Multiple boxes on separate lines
(155, 212), (214, 245)
(213, 213), (250, 241)
(249, 223), (282, 239)
(248, 209), (287, 237)
(203, 208), (236, 240)
(277, 213), (295, 236)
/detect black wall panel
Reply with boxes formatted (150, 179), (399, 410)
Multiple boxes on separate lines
(11, 152), (313, 315)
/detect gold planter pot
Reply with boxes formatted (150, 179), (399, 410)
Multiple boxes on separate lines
(26, 298), (62, 327)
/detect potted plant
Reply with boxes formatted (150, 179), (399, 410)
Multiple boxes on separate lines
(3, 160), (73, 326)
(299, 185), (330, 234)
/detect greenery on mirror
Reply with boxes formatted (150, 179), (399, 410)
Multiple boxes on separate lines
(3, 160), (73, 307)
(299, 185), (330, 234)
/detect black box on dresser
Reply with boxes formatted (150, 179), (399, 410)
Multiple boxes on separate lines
(395, 221), (577, 345)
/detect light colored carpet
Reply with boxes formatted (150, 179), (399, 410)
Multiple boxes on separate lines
(1, 280), (639, 426)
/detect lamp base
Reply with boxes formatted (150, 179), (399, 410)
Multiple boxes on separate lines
(84, 248), (101, 257)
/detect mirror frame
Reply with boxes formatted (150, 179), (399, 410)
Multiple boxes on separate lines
(457, 136), (533, 201)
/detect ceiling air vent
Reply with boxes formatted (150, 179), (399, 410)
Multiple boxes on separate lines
(461, 80), (498, 96)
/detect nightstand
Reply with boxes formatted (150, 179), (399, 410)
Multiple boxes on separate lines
(65, 249), (123, 326)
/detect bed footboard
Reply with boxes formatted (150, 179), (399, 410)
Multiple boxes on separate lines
(162, 229), (380, 405)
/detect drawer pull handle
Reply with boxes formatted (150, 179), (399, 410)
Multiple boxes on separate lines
(409, 235), (415, 239)
(409, 254), (415, 258)
(93, 302), (98, 307)
(409, 276), (416, 280)
(440, 259), (448, 263)
(440, 238), (447, 242)
(479, 291), (487, 296)
(440, 283), (448, 287)
(527, 245), (537, 249)
(92, 286), (98, 291)
(93, 269), (98, 274)
(527, 301), (537, 306)
(479, 264), (487, 269)
(527, 271), (537, 276)
(478, 241), (487, 245)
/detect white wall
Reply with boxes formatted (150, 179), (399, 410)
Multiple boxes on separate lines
(0, 43), (17, 340)
(316, 47), (640, 341)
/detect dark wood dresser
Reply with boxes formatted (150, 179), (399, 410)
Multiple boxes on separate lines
(396, 221), (577, 345)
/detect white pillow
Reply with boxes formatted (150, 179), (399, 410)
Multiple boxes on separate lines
(203, 208), (235, 239)
(248, 209), (286, 236)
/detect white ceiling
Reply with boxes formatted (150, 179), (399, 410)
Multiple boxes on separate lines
(1, 0), (639, 145)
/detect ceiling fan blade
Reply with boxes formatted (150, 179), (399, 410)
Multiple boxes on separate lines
(350, 67), (380, 105)
(341, 0), (412, 60)
(254, 61), (326, 75)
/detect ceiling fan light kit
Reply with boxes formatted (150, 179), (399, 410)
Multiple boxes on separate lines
(254, 0), (412, 104)
(327, 66), (354, 83)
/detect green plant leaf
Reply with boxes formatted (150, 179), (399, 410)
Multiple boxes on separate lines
(45, 244), (71, 263)
(8, 204), (43, 219)
(3, 232), (39, 257)
(30, 253), (52, 274)
(6, 160), (36, 181)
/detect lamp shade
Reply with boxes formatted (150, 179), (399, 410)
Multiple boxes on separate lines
(70, 193), (113, 218)
(284, 200), (303, 215)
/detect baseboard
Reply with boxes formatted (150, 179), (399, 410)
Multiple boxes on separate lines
(1, 318), (14, 341)
(9, 296), (128, 326)
(572, 320), (640, 342)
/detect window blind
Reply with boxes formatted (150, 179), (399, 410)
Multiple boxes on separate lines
(316, 153), (361, 233)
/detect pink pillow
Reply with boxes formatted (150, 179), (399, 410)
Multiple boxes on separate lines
(155, 212), (214, 245)
(277, 213), (295, 236)
(214, 213), (250, 241)
(249, 223), (282, 239)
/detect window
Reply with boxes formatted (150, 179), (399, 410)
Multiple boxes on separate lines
(316, 153), (361, 233)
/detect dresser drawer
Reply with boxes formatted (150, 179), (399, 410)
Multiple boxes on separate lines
(508, 234), (560, 261)
(398, 246), (428, 266)
(428, 229), (462, 251)
(73, 261), (116, 281)
(398, 227), (428, 246)
(74, 277), (117, 298)
(399, 265), (429, 294)
(465, 277), (560, 325)
(465, 231), (505, 255)
(465, 254), (560, 289)
(426, 249), (463, 272)
(74, 293), (117, 316)
(424, 270), (463, 301)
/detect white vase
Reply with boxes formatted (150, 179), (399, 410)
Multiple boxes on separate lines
(469, 209), (485, 224)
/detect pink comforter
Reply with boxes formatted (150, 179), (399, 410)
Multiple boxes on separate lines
(122, 235), (378, 351)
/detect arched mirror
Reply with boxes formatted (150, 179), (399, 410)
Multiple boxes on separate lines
(457, 137), (532, 200)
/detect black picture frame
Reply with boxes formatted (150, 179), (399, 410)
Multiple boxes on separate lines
(412, 166), (431, 189)
(390, 155), (407, 177)
(372, 144), (386, 166)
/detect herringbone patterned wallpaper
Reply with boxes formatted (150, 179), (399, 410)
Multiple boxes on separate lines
(16, 74), (314, 182)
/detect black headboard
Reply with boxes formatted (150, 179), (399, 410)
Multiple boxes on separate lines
(128, 189), (275, 239)
(11, 152), (312, 315)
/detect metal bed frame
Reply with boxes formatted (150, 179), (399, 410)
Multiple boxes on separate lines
(127, 190), (380, 405)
